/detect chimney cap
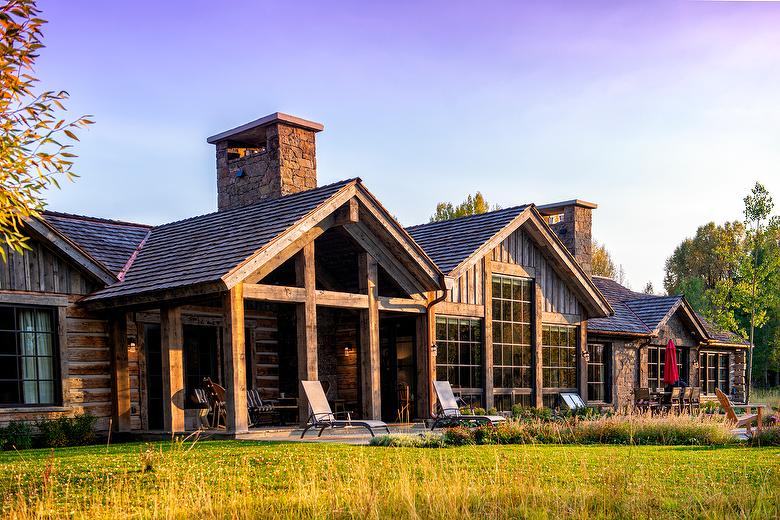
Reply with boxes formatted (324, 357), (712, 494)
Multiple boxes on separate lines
(536, 199), (598, 215)
(207, 112), (324, 145)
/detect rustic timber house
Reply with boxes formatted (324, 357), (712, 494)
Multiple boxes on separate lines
(0, 112), (747, 435)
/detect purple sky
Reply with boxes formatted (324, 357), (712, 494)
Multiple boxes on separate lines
(36, 0), (780, 291)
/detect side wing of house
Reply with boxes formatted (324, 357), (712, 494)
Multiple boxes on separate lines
(413, 207), (612, 411)
(0, 229), (135, 431)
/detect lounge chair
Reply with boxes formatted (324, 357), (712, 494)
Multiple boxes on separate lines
(247, 388), (277, 427)
(300, 380), (390, 438)
(431, 381), (506, 430)
(560, 392), (586, 411)
(715, 388), (762, 435)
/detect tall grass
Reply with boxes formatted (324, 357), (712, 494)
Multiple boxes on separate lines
(1, 440), (779, 519)
(751, 387), (780, 410)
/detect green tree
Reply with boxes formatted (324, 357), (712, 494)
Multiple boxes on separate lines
(0, 0), (92, 261)
(642, 281), (655, 295)
(592, 240), (616, 279)
(429, 191), (497, 222)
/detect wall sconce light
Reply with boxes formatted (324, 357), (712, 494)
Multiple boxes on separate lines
(431, 344), (438, 357)
(344, 344), (353, 355)
(128, 336), (137, 349)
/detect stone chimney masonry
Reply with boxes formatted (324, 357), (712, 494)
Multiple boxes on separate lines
(207, 112), (324, 211)
(536, 199), (597, 277)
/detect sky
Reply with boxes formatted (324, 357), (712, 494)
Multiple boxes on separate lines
(35, 0), (780, 292)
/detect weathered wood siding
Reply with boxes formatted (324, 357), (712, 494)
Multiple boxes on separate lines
(0, 240), (100, 295)
(447, 227), (581, 318)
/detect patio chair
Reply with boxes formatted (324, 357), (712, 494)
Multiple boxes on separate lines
(431, 381), (506, 430)
(715, 388), (762, 435)
(203, 377), (227, 429)
(300, 380), (390, 438)
(192, 388), (212, 429)
(247, 388), (277, 427)
(690, 387), (701, 414)
(681, 387), (693, 414)
(635, 387), (659, 414)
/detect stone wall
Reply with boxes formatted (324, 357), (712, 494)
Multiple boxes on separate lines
(216, 122), (317, 210)
(611, 339), (640, 410)
(549, 205), (592, 275)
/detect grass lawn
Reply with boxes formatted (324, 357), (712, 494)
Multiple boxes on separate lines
(1, 440), (779, 519)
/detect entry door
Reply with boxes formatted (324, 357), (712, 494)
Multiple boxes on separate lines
(144, 324), (164, 430)
(379, 318), (416, 422)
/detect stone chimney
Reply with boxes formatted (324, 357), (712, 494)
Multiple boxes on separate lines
(536, 199), (597, 276)
(207, 112), (324, 211)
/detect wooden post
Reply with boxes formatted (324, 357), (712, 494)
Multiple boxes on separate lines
(359, 252), (381, 420)
(427, 305), (437, 417)
(160, 306), (185, 433)
(296, 241), (318, 424)
(415, 311), (430, 420)
(534, 284), (544, 408)
(109, 313), (131, 432)
(483, 256), (494, 410)
(579, 321), (588, 402)
(224, 284), (249, 434)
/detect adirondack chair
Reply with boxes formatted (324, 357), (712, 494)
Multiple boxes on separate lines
(431, 381), (506, 430)
(300, 380), (390, 438)
(715, 388), (762, 435)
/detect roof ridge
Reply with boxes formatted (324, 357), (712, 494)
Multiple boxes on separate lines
(405, 204), (529, 230)
(150, 178), (359, 231)
(42, 210), (152, 229)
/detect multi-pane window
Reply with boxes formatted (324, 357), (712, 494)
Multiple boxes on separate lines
(648, 345), (688, 390)
(587, 343), (610, 402)
(542, 324), (577, 389)
(436, 316), (482, 402)
(0, 306), (59, 406)
(699, 352), (729, 395)
(491, 275), (533, 411)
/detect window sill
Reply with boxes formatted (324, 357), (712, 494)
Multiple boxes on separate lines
(0, 406), (69, 413)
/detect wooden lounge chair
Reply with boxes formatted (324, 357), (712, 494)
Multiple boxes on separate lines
(715, 388), (762, 435)
(431, 381), (506, 430)
(300, 380), (390, 438)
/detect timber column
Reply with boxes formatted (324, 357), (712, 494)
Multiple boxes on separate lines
(359, 252), (381, 420)
(109, 313), (131, 432)
(296, 242), (318, 424)
(160, 306), (185, 433)
(224, 284), (249, 434)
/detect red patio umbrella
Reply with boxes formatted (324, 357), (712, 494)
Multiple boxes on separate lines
(663, 339), (680, 386)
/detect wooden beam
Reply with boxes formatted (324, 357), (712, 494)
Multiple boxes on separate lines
(541, 312), (582, 325)
(334, 198), (359, 226)
(243, 215), (334, 285)
(534, 283), (544, 408)
(160, 306), (185, 433)
(109, 313), (131, 432)
(243, 283), (424, 313)
(223, 284), (248, 434)
(483, 256), (494, 410)
(359, 252), (381, 420)
(343, 221), (426, 300)
(243, 283), (305, 302)
(377, 297), (426, 314)
(491, 261), (535, 279)
(434, 301), (484, 318)
(296, 242), (318, 424)
(579, 320), (588, 401)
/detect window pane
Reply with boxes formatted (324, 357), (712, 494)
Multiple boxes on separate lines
(0, 308), (14, 331)
(0, 331), (16, 355)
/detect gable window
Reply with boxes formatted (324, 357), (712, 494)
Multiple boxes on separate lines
(699, 352), (729, 396)
(492, 274), (533, 411)
(647, 345), (688, 391)
(435, 316), (482, 405)
(0, 306), (59, 406)
(587, 343), (611, 403)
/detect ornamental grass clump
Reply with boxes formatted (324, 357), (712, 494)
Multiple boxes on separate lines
(369, 433), (446, 448)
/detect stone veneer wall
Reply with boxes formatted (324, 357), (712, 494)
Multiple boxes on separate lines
(549, 205), (592, 276)
(216, 123), (317, 210)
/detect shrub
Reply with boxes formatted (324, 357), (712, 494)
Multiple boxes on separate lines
(67, 413), (97, 445)
(442, 426), (474, 446)
(0, 420), (34, 450)
(36, 413), (98, 448)
(748, 426), (780, 447)
(511, 405), (552, 422)
(369, 433), (445, 448)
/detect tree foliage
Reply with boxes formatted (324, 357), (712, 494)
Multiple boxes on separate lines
(663, 182), (780, 385)
(429, 191), (497, 222)
(591, 240), (616, 279)
(0, 0), (92, 261)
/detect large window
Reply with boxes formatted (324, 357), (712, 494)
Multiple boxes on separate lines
(648, 345), (688, 390)
(542, 324), (577, 389)
(492, 275), (533, 411)
(0, 306), (59, 406)
(699, 352), (729, 395)
(587, 343), (610, 403)
(436, 316), (482, 403)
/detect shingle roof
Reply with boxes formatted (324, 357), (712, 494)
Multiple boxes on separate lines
(589, 276), (746, 345)
(406, 206), (528, 273)
(42, 212), (151, 276)
(85, 179), (356, 301)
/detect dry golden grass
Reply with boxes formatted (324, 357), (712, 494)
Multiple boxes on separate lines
(1, 438), (779, 519)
